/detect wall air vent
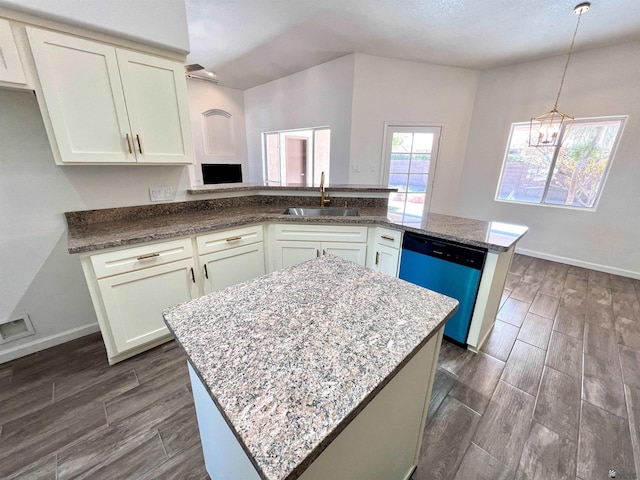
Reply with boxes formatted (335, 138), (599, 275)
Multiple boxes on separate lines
(0, 314), (35, 344)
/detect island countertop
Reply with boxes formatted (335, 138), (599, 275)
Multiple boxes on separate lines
(65, 194), (527, 254)
(163, 254), (458, 480)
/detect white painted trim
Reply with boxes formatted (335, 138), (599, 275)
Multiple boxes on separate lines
(0, 323), (100, 364)
(515, 247), (640, 280)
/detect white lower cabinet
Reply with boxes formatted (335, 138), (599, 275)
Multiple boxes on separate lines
(81, 223), (380, 363)
(98, 258), (198, 353)
(196, 225), (266, 294)
(368, 226), (402, 276)
(201, 243), (266, 293)
(373, 244), (401, 276)
(273, 240), (366, 269)
(274, 240), (321, 269)
(83, 238), (198, 364)
(270, 224), (368, 271)
(321, 242), (367, 265)
(83, 228), (269, 364)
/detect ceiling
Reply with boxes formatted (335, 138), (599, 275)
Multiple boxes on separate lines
(185, 0), (640, 90)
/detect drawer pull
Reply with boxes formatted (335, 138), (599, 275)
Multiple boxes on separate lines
(204, 264), (209, 279)
(381, 235), (395, 242)
(190, 267), (196, 283)
(375, 251), (380, 265)
(137, 252), (160, 260)
(226, 236), (242, 242)
(125, 134), (133, 154)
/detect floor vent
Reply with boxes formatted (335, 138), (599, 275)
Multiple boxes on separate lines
(0, 314), (35, 344)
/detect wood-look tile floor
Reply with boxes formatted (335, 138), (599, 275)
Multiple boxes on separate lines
(0, 337), (208, 479)
(419, 254), (640, 480)
(1, 254), (638, 479)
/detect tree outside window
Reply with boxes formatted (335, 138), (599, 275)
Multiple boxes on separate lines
(497, 117), (625, 209)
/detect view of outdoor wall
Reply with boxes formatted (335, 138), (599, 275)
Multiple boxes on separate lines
(497, 118), (625, 208)
(385, 127), (440, 225)
(263, 128), (330, 186)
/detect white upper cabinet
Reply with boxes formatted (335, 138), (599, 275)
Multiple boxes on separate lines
(0, 18), (27, 86)
(115, 49), (193, 164)
(25, 27), (194, 165)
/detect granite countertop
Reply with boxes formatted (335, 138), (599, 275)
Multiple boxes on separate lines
(163, 254), (458, 480)
(65, 195), (527, 254)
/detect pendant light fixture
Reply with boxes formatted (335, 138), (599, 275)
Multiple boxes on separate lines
(529, 2), (591, 147)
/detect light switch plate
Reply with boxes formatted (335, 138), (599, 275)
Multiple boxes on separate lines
(149, 186), (173, 202)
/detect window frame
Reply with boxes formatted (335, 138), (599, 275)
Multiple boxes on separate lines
(261, 126), (330, 186)
(495, 116), (627, 211)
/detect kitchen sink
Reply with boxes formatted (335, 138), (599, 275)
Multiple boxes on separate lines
(283, 207), (360, 217)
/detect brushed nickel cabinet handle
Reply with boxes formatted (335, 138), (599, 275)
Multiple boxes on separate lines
(381, 235), (395, 242)
(137, 252), (159, 260)
(190, 267), (196, 283)
(125, 134), (133, 154)
(375, 251), (380, 265)
(136, 134), (143, 154)
(204, 264), (209, 279)
(226, 236), (242, 242)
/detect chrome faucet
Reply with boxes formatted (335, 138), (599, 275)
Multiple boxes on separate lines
(320, 171), (331, 207)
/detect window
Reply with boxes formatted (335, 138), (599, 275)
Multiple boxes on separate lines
(262, 127), (330, 186)
(496, 117), (625, 209)
(383, 125), (441, 224)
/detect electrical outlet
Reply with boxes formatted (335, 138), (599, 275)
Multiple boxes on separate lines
(149, 186), (173, 202)
(351, 164), (361, 173)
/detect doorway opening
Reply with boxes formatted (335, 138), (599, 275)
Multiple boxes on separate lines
(263, 127), (330, 186)
(382, 124), (442, 224)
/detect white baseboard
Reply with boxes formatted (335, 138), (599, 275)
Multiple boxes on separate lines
(0, 323), (100, 364)
(515, 247), (640, 280)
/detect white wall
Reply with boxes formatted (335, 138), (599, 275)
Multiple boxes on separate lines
(243, 54), (355, 183)
(0, 0), (189, 52)
(186, 79), (248, 186)
(0, 89), (193, 363)
(457, 41), (640, 277)
(349, 54), (479, 214)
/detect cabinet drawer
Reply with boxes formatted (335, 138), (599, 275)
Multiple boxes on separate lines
(196, 225), (264, 255)
(274, 224), (368, 243)
(374, 227), (402, 249)
(91, 238), (193, 279)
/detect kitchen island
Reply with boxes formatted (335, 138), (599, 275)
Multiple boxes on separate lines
(163, 254), (458, 480)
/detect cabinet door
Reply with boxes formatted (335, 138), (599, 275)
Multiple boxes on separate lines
(0, 19), (26, 85)
(26, 28), (134, 163)
(201, 243), (266, 294)
(116, 49), (194, 164)
(322, 242), (367, 266)
(374, 244), (400, 277)
(273, 241), (321, 270)
(97, 258), (198, 353)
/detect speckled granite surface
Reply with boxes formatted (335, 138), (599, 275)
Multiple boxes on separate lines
(399, 212), (528, 252)
(65, 195), (527, 254)
(163, 254), (458, 480)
